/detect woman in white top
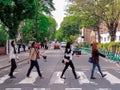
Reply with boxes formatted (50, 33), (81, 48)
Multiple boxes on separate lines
(9, 40), (19, 78)
(60, 42), (80, 79)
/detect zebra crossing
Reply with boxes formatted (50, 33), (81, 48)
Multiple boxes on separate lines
(0, 71), (120, 90)
(0, 71), (120, 85)
(4, 88), (113, 90)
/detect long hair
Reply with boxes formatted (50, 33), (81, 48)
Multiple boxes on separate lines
(65, 42), (72, 53)
(92, 42), (98, 50)
(31, 41), (36, 48)
(11, 40), (16, 54)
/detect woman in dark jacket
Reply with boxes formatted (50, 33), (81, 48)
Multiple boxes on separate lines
(60, 42), (80, 79)
(90, 42), (107, 79)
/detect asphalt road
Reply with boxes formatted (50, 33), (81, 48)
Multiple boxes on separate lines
(0, 47), (120, 90)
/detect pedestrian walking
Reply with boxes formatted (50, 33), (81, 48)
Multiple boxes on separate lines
(60, 42), (80, 79)
(90, 42), (107, 79)
(9, 40), (19, 78)
(22, 43), (26, 52)
(26, 41), (43, 79)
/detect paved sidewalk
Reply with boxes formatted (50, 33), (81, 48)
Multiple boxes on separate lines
(0, 51), (29, 69)
(0, 48), (48, 70)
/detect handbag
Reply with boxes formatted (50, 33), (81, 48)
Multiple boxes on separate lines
(88, 57), (93, 63)
(43, 56), (47, 59)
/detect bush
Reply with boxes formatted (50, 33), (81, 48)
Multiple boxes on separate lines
(0, 26), (8, 46)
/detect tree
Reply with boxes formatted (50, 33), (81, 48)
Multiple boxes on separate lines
(0, 23), (8, 46)
(47, 17), (57, 41)
(0, 0), (36, 39)
(67, 0), (120, 41)
(34, 0), (55, 41)
(22, 14), (56, 43)
(60, 16), (81, 41)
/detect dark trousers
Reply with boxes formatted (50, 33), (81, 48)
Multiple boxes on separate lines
(61, 60), (77, 78)
(9, 59), (17, 76)
(27, 60), (42, 77)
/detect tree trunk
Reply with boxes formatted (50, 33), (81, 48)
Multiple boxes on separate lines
(97, 27), (101, 43)
(108, 22), (118, 41)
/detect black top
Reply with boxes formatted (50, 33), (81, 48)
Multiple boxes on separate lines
(92, 49), (106, 64)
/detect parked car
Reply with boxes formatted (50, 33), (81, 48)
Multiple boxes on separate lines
(54, 42), (60, 49)
(61, 42), (66, 48)
(73, 46), (81, 55)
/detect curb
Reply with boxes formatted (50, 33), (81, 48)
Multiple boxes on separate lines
(0, 58), (28, 70)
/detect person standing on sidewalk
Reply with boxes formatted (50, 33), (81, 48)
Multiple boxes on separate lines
(60, 42), (80, 79)
(9, 40), (19, 78)
(90, 42), (107, 79)
(26, 41), (43, 79)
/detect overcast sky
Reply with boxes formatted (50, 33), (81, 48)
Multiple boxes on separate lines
(52, 0), (68, 29)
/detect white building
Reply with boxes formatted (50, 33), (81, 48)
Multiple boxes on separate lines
(97, 31), (120, 43)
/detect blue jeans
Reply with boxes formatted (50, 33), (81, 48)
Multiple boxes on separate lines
(91, 63), (103, 77)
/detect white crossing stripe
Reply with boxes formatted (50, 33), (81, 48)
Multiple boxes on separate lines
(19, 72), (38, 84)
(0, 72), (18, 84)
(104, 72), (120, 84)
(65, 88), (82, 90)
(33, 88), (50, 90)
(5, 88), (21, 90)
(0, 75), (9, 84)
(77, 72), (97, 85)
(50, 72), (64, 84)
(96, 88), (112, 90)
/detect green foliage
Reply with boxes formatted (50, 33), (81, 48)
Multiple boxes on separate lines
(55, 29), (63, 42)
(0, 0), (36, 39)
(22, 14), (56, 43)
(0, 24), (8, 46)
(60, 16), (81, 41)
(80, 42), (91, 48)
(67, 0), (120, 41)
(47, 17), (56, 41)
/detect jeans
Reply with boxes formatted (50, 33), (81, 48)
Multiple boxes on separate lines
(27, 60), (42, 77)
(9, 59), (17, 76)
(91, 63), (103, 77)
(61, 60), (77, 78)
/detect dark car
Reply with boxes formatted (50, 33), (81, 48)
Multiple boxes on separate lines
(73, 46), (81, 55)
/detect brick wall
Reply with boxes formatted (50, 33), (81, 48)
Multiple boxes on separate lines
(0, 47), (6, 55)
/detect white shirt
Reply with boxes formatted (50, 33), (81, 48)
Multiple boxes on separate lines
(9, 47), (18, 60)
(64, 49), (73, 62)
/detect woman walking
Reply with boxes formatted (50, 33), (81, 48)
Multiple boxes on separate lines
(60, 42), (80, 79)
(9, 40), (19, 78)
(90, 42), (107, 79)
(27, 41), (43, 79)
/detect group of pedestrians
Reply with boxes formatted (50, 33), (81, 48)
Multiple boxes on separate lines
(61, 41), (107, 80)
(8, 40), (107, 80)
(9, 40), (44, 79)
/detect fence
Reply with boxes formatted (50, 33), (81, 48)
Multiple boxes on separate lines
(81, 47), (120, 62)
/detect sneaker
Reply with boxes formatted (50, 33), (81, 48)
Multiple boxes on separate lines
(60, 76), (66, 79)
(10, 76), (16, 78)
(26, 76), (31, 78)
(90, 77), (96, 79)
(102, 74), (107, 78)
(75, 76), (80, 79)
(40, 76), (44, 79)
